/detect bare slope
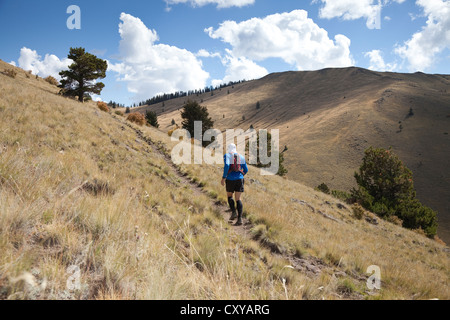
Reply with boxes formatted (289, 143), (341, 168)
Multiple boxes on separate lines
(135, 67), (450, 243)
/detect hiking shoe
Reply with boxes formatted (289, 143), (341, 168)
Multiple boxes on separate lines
(234, 218), (243, 226)
(229, 211), (238, 221)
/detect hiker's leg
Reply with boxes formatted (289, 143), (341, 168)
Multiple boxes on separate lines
(235, 192), (243, 225)
(227, 191), (237, 220)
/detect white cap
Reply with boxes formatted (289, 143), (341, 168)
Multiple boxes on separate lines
(227, 143), (237, 154)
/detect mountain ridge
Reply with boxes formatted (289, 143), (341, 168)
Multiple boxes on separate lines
(133, 67), (450, 243)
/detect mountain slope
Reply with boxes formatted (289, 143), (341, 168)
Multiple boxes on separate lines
(134, 67), (450, 243)
(0, 60), (449, 300)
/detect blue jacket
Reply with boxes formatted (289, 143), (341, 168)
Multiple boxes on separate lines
(223, 153), (248, 180)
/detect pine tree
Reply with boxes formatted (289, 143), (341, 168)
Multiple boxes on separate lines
(59, 47), (107, 102)
(145, 110), (159, 128)
(181, 100), (214, 147)
(352, 147), (437, 237)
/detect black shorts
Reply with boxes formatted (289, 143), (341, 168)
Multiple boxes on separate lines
(226, 179), (244, 193)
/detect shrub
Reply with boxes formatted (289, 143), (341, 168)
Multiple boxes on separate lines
(316, 183), (330, 194)
(44, 76), (59, 86)
(97, 101), (109, 112)
(4, 69), (17, 78)
(127, 112), (146, 126)
(125, 107), (131, 114)
(115, 110), (124, 116)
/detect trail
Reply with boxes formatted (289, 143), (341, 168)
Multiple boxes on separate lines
(115, 117), (366, 298)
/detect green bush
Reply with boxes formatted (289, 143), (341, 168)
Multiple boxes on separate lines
(352, 147), (437, 237)
(316, 183), (330, 194)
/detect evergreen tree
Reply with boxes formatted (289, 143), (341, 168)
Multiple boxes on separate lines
(181, 100), (214, 147)
(145, 110), (159, 128)
(59, 47), (107, 102)
(352, 147), (437, 237)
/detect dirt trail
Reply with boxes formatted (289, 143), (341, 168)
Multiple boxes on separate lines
(116, 118), (366, 298)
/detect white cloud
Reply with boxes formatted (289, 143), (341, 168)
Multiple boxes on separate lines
(13, 47), (72, 80)
(211, 49), (268, 87)
(395, 0), (450, 71)
(164, 0), (254, 9)
(206, 10), (354, 71)
(196, 49), (221, 59)
(316, 0), (406, 28)
(365, 49), (397, 71)
(108, 13), (209, 101)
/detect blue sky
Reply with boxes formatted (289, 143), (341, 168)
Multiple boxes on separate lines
(1, 0), (449, 105)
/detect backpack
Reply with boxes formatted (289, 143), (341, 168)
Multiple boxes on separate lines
(229, 153), (242, 173)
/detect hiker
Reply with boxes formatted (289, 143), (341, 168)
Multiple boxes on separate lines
(221, 143), (248, 226)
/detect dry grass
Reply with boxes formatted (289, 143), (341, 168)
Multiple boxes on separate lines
(3, 69), (17, 78)
(0, 60), (448, 300)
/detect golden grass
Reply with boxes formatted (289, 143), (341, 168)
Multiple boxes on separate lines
(0, 60), (448, 300)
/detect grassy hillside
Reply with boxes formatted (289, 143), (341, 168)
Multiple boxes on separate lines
(0, 60), (449, 300)
(133, 68), (450, 243)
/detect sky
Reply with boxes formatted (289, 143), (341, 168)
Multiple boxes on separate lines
(0, 0), (449, 105)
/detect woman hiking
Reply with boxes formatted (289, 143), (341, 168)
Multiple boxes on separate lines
(221, 143), (248, 226)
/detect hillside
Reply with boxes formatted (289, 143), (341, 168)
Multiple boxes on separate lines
(0, 60), (449, 300)
(133, 67), (450, 243)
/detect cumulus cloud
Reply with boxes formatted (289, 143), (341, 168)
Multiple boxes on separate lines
(108, 13), (209, 101)
(206, 10), (354, 71)
(365, 50), (397, 71)
(211, 49), (268, 87)
(196, 49), (221, 59)
(13, 47), (72, 79)
(164, 0), (254, 9)
(395, 0), (450, 71)
(316, 0), (406, 29)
